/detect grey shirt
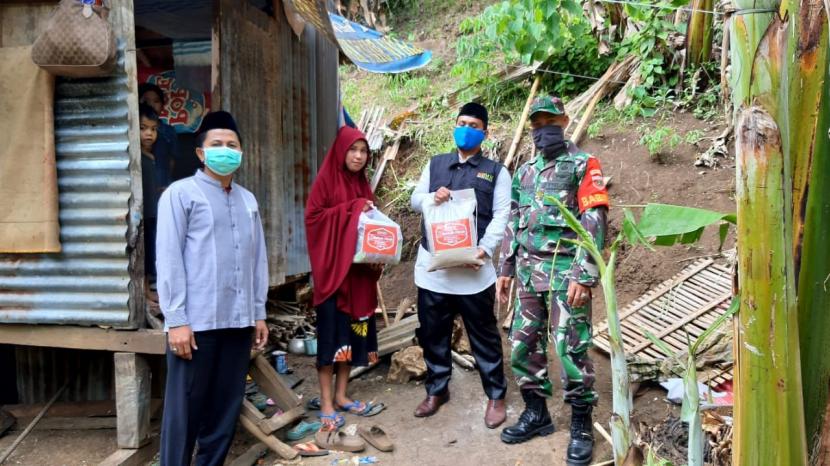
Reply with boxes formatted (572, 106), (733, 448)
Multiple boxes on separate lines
(156, 170), (268, 332)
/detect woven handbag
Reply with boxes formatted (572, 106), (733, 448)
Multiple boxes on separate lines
(31, 0), (116, 78)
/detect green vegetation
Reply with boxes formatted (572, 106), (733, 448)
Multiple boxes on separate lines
(684, 129), (705, 145)
(639, 124), (681, 157)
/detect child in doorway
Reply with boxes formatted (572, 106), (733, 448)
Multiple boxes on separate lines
(139, 83), (178, 182)
(139, 104), (166, 304)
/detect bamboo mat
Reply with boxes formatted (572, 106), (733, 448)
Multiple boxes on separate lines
(593, 258), (734, 388)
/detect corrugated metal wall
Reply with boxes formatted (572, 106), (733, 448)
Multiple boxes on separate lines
(221, 1), (338, 285)
(14, 347), (114, 403)
(283, 27), (339, 278)
(0, 49), (137, 328)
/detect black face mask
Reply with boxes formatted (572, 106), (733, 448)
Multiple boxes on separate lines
(532, 125), (567, 159)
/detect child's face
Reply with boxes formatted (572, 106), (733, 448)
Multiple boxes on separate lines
(140, 117), (158, 152)
(140, 91), (164, 115)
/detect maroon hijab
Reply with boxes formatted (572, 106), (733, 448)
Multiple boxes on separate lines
(305, 126), (379, 319)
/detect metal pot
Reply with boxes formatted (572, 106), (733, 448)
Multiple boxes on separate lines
(288, 337), (306, 355)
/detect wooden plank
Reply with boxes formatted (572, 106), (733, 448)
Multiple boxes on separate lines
(370, 121), (406, 191)
(229, 443), (268, 466)
(5, 401), (118, 419)
(114, 353), (151, 449)
(109, 0), (145, 327)
(0, 3), (54, 47)
(97, 436), (159, 466)
(3, 398), (164, 422)
(249, 354), (301, 410)
(0, 325), (165, 354)
(258, 406), (304, 434)
(239, 411), (297, 460)
(13, 417), (117, 431)
(240, 398), (266, 423)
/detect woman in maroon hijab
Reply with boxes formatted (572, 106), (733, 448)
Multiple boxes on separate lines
(305, 126), (383, 428)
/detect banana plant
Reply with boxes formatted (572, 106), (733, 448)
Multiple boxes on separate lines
(730, 0), (830, 459)
(549, 197), (734, 465)
(645, 298), (740, 466)
(686, 0), (715, 66)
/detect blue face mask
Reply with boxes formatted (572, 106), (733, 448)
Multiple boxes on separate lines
(203, 147), (242, 176)
(453, 126), (486, 151)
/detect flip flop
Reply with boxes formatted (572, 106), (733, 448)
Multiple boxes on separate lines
(314, 429), (366, 452)
(286, 420), (322, 441)
(319, 412), (345, 429)
(307, 396), (321, 410)
(294, 441), (329, 457)
(363, 402), (386, 417)
(357, 425), (394, 452)
(337, 400), (386, 417)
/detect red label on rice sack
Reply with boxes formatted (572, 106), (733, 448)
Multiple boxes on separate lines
(430, 219), (473, 251)
(363, 225), (398, 255)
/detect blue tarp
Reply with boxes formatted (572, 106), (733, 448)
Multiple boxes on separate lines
(329, 14), (432, 73)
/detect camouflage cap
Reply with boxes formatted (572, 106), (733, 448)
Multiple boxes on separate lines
(529, 95), (566, 117)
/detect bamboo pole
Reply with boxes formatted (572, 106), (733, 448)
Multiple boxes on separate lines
(570, 79), (610, 145)
(504, 75), (542, 169)
(376, 283), (389, 327)
(0, 382), (69, 464)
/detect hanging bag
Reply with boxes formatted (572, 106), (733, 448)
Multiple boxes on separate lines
(353, 208), (403, 265)
(423, 188), (483, 271)
(31, 0), (117, 78)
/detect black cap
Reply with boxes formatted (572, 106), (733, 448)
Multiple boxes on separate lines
(458, 102), (488, 129)
(197, 111), (241, 141)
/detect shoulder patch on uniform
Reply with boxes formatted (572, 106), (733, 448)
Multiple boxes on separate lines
(477, 171), (494, 182)
(577, 157), (610, 212)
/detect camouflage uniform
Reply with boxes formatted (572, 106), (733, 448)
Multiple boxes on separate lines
(498, 97), (609, 405)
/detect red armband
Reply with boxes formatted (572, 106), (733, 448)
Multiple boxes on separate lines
(577, 157), (610, 212)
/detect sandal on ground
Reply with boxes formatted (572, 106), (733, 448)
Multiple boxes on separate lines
(319, 412), (345, 429)
(357, 425), (394, 452)
(286, 420), (322, 441)
(294, 441), (329, 457)
(307, 396), (321, 410)
(338, 400), (386, 417)
(314, 429), (366, 452)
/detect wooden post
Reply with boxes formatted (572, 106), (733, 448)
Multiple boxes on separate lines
(504, 75), (542, 170)
(377, 283), (390, 327)
(114, 353), (151, 449)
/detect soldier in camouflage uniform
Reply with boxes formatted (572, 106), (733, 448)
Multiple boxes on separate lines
(496, 95), (609, 465)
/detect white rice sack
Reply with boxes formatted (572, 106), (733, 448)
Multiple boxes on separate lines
(423, 188), (483, 271)
(353, 208), (403, 265)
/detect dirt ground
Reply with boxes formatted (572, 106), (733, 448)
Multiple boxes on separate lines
(0, 112), (735, 466)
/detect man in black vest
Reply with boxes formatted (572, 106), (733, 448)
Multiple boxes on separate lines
(410, 103), (511, 428)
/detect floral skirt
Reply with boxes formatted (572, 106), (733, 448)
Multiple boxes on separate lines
(315, 296), (378, 367)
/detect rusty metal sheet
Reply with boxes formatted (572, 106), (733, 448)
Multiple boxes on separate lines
(220, 0), (337, 285)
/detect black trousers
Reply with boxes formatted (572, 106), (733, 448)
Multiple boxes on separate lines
(417, 285), (507, 400)
(160, 327), (253, 466)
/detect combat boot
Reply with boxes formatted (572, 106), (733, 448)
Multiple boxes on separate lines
(500, 390), (555, 444)
(566, 402), (594, 465)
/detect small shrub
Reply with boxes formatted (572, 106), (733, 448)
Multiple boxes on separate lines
(684, 129), (705, 145)
(639, 124), (681, 156)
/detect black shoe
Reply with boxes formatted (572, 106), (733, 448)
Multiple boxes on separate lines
(500, 390), (555, 444)
(566, 403), (594, 465)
